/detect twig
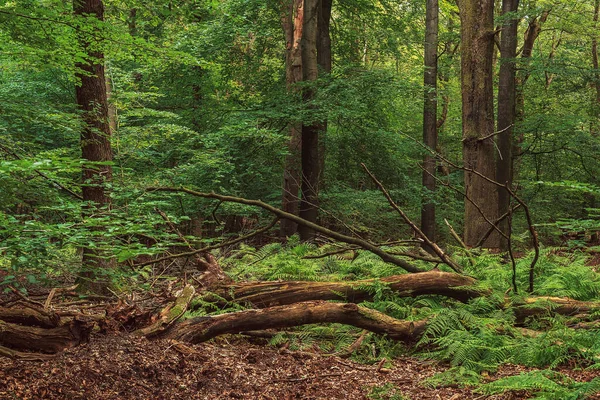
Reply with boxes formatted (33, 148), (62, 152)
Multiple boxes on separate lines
(132, 218), (279, 268)
(407, 134), (540, 291)
(0, 142), (83, 200)
(272, 373), (342, 382)
(460, 124), (513, 143)
(507, 206), (518, 294)
(302, 240), (423, 260)
(146, 187), (424, 273)
(360, 164), (463, 273)
(420, 165), (508, 241)
(474, 204), (521, 248)
(444, 219), (475, 267)
(8, 286), (45, 308)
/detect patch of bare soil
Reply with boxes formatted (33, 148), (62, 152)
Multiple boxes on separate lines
(0, 334), (507, 400)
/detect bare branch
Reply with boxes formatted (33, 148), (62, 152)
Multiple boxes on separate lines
(146, 187), (424, 273)
(360, 163), (463, 273)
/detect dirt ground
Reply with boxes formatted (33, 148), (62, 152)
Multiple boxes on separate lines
(3, 333), (598, 400)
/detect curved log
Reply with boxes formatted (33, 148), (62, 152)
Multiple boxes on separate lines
(218, 271), (483, 307)
(162, 301), (427, 344)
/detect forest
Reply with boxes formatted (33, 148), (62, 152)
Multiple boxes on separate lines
(2, 0), (600, 398)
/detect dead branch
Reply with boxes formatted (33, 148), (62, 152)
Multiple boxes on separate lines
(146, 187), (424, 273)
(214, 270), (482, 306)
(132, 217), (279, 269)
(360, 164), (463, 273)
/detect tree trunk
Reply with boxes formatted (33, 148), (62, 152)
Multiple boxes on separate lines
(515, 11), (549, 125)
(74, 0), (114, 293)
(496, 0), (519, 250)
(317, 0), (332, 184)
(458, 0), (498, 248)
(421, 0), (439, 253)
(280, 0), (304, 237)
(591, 0), (600, 136)
(162, 301), (427, 344)
(298, 0), (321, 241)
(215, 271), (481, 307)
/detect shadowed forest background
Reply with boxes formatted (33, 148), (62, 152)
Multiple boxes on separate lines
(3, 0), (600, 399)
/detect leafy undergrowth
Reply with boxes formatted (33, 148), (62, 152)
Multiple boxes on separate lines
(215, 239), (600, 399)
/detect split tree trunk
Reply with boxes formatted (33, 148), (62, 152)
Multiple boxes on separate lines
(458, 0), (498, 248)
(421, 0), (439, 253)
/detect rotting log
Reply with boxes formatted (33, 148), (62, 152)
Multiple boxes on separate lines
(214, 271), (483, 307)
(513, 296), (600, 323)
(161, 301), (427, 344)
(0, 319), (92, 353)
(0, 305), (60, 329)
(133, 285), (195, 338)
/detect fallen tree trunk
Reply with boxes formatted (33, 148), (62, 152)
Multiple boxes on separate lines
(513, 296), (600, 323)
(0, 319), (92, 353)
(0, 305), (60, 329)
(161, 301), (428, 344)
(215, 271), (482, 307)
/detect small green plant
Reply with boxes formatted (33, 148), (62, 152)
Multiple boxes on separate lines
(366, 383), (409, 400)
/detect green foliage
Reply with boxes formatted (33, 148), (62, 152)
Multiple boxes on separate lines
(366, 383), (409, 400)
(422, 367), (482, 388)
(478, 370), (600, 400)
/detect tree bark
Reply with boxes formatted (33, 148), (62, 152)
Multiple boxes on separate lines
(74, 0), (114, 293)
(421, 0), (439, 253)
(317, 0), (332, 183)
(162, 301), (427, 344)
(215, 271), (482, 307)
(496, 0), (519, 250)
(298, 0), (321, 241)
(0, 319), (92, 353)
(458, 0), (498, 248)
(591, 0), (600, 136)
(280, 0), (304, 237)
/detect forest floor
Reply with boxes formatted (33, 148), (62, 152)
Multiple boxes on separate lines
(2, 333), (600, 400)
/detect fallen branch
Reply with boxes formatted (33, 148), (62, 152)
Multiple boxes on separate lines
(161, 301), (428, 344)
(213, 270), (482, 307)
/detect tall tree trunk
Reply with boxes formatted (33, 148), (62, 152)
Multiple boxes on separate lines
(280, 0), (304, 237)
(74, 0), (114, 293)
(592, 0), (600, 136)
(316, 0), (332, 187)
(515, 10), (549, 125)
(298, 0), (320, 241)
(421, 0), (439, 253)
(458, 0), (498, 248)
(496, 0), (519, 250)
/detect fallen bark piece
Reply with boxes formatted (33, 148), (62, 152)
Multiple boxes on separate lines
(217, 271), (482, 307)
(133, 285), (196, 338)
(161, 301), (427, 344)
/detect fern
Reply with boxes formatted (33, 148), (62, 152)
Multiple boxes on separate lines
(478, 370), (600, 400)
